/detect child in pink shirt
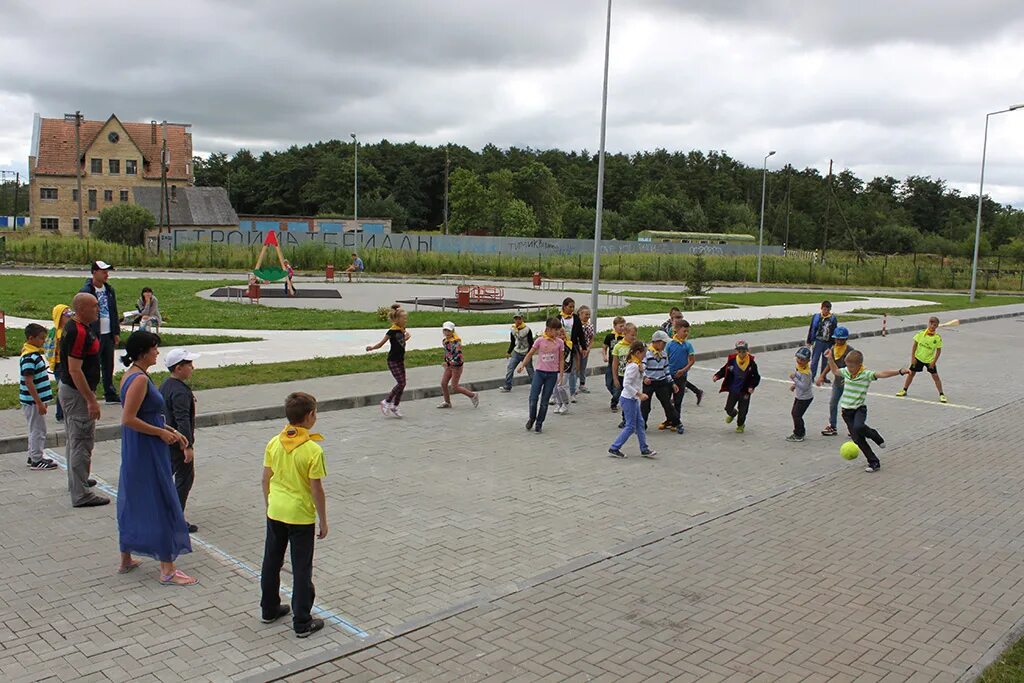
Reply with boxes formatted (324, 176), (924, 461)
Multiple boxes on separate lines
(517, 317), (565, 433)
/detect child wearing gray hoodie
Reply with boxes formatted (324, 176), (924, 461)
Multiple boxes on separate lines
(787, 347), (815, 442)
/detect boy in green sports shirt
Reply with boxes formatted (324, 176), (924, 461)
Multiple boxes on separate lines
(896, 316), (946, 402)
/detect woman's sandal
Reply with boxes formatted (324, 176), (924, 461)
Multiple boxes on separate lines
(159, 569), (198, 586)
(117, 559), (142, 574)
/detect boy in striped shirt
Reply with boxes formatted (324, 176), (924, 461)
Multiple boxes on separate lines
(20, 324), (58, 470)
(825, 348), (908, 473)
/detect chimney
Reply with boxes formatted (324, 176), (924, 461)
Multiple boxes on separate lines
(151, 120), (157, 144)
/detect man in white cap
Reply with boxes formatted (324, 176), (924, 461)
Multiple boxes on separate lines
(160, 349), (200, 533)
(79, 261), (121, 404)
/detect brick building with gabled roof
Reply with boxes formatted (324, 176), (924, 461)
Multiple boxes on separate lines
(28, 113), (194, 235)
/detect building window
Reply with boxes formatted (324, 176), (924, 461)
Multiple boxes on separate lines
(120, 190), (129, 202)
(73, 218), (80, 231)
(125, 159), (137, 175)
(72, 188), (79, 202)
(88, 189), (97, 210)
(108, 159), (120, 175)
(91, 158), (102, 174)
(88, 218), (98, 232)
(40, 217), (59, 230)
(40, 187), (58, 200)
(104, 190), (113, 202)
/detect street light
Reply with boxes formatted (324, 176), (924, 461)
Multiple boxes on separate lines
(970, 104), (1023, 301)
(350, 132), (358, 225)
(756, 150), (776, 284)
(589, 0), (613, 333)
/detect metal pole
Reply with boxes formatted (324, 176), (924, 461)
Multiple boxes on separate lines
(351, 133), (358, 225)
(65, 111), (84, 236)
(444, 143), (450, 235)
(589, 0), (613, 334)
(12, 172), (18, 228)
(971, 105), (1023, 301)
(756, 150), (775, 283)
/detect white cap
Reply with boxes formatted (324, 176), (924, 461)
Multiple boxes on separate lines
(92, 260), (114, 271)
(166, 348), (200, 369)
(651, 330), (671, 343)
(442, 321), (456, 332)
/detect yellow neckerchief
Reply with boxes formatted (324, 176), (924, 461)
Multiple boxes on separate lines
(628, 353), (644, 365)
(21, 342), (44, 357)
(52, 304), (70, 343)
(561, 310), (574, 320)
(672, 333), (688, 343)
(278, 424), (323, 453)
(389, 323), (405, 331)
(832, 341), (848, 359)
(821, 311), (832, 319)
(847, 367), (865, 379)
(444, 333), (461, 344)
(564, 339), (573, 350)
(795, 362), (811, 375)
(647, 343), (666, 357)
(542, 330), (557, 340)
(735, 353), (750, 371)
(614, 333), (624, 341)
(924, 329), (936, 336)
(512, 321), (527, 331)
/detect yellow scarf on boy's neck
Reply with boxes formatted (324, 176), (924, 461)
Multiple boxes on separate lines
(561, 311), (573, 320)
(735, 354), (750, 371)
(542, 331), (557, 340)
(795, 363), (810, 375)
(628, 353), (644, 365)
(21, 342), (44, 357)
(833, 341), (848, 359)
(564, 338), (573, 350)
(924, 329), (936, 336)
(513, 321), (527, 331)
(389, 323), (405, 331)
(278, 425), (323, 453)
(445, 334), (461, 344)
(672, 333), (688, 343)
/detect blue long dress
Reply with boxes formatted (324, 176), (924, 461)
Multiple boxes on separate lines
(117, 372), (192, 562)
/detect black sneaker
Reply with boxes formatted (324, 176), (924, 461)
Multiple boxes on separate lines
(821, 425), (837, 436)
(105, 397), (120, 405)
(535, 423), (543, 434)
(74, 496), (111, 507)
(296, 618), (325, 638)
(864, 465), (880, 473)
(187, 523), (198, 533)
(525, 419), (535, 431)
(640, 449), (657, 458)
(877, 441), (886, 449)
(86, 478), (97, 487)
(696, 389), (704, 406)
(608, 448), (626, 458)
(261, 605), (290, 624)
(617, 420), (625, 429)
(27, 459), (59, 470)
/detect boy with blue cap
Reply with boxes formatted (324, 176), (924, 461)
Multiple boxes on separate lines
(817, 326), (853, 436)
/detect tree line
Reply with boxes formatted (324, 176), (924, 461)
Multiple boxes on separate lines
(186, 140), (1020, 258)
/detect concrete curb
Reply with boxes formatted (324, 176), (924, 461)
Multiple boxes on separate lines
(3, 309), (1021, 455)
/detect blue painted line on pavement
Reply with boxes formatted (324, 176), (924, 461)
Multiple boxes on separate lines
(45, 448), (368, 638)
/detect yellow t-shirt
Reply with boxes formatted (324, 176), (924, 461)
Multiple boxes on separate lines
(913, 330), (943, 364)
(263, 431), (327, 525)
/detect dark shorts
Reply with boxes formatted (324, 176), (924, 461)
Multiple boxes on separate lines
(910, 359), (938, 374)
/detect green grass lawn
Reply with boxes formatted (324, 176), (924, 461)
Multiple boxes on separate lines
(980, 634), (1024, 682)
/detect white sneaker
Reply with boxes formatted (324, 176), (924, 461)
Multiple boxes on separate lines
(436, 402), (451, 409)
(389, 405), (403, 419)
(380, 400), (391, 416)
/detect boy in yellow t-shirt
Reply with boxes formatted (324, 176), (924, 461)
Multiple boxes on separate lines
(260, 392), (328, 637)
(896, 316), (946, 402)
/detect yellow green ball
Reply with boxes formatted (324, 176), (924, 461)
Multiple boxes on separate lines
(840, 441), (860, 460)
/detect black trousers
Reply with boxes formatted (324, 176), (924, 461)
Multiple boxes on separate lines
(841, 405), (883, 467)
(168, 447), (195, 512)
(260, 518), (316, 632)
(725, 391), (751, 426)
(791, 398), (813, 437)
(99, 333), (117, 400)
(641, 379), (679, 427)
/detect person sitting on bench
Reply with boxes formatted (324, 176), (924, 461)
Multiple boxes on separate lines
(344, 253), (365, 282)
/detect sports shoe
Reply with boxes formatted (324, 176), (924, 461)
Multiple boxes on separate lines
(580, 386), (591, 394)
(471, 394), (480, 408)
(895, 389), (907, 397)
(499, 386), (512, 393)
(608, 448), (626, 458)
(822, 378), (832, 385)
(549, 399), (555, 406)
(785, 434), (804, 442)
(864, 465), (880, 473)
(939, 393), (947, 403)
(877, 440), (886, 449)
(676, 425), (685, 435)
(617, 419), (625, 429)
(534, 423), (543, 433)
(725, 414), (734, 424)
(610, 403), (619, 412)
(640, 449), (657, 458)
(658, 421), (670, 431)
(821, 425), (837, 436)
(525, 419), (535, 431)
(380, 400), (391, 416)
(436, 402), (451, 409)
(735, 425), (745, 433)
(261, 605), (290, 624)
(104, 396), (121, 405)
(27, 458), (58, 471)
(570, 396), (577, 403)
(295, 618), (325, 638)
(389, 405), (403, 419)
(695, 389), (704, 406)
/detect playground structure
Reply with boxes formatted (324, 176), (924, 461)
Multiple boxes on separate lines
(251, 230), (294, 296)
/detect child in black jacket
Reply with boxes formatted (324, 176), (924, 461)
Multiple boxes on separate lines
(712, 340), (761, 433)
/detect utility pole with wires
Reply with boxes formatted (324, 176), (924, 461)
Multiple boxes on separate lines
(158, 121), (169, 254)
(783, 167), (791, 253)
(821, 159), (832, 263)
(63, 111), (84, 236)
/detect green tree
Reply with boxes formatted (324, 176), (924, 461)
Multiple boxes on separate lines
(93, 204), (155, 246)
(449, 168), (491, 234)
(500, 198), (540, 236)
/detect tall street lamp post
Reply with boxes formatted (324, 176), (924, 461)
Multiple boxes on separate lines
(589, 0), (613, 329)
(350, 132), (358, 225)
(756, 150), (776, 284)
(970, 104), (1022, 301)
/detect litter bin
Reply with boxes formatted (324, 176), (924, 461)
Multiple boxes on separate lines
(325, 264), (335, 282)
(456, 285), (472, 309)
(532, 271), (542, 288)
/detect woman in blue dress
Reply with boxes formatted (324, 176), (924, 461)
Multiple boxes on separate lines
(117, 331), (197, 586)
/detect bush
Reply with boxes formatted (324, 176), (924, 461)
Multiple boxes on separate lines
(93, 204), (155, 246)
(685, 254), (714, 296)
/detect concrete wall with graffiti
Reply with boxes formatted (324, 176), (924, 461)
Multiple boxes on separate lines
(160, 228), (782, 257)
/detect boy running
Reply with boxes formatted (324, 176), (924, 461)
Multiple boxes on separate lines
(819, 326), (853, 436)
(602, 317), (626, 411)
(896, 316), (946, 403)
(712, 340), (761, 433)
(807, 300), (838, 382)
(641, 331), (682, 434)
(787, 347), (814, 442)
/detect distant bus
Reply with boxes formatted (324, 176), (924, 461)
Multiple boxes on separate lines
(637, 230), (756, 245)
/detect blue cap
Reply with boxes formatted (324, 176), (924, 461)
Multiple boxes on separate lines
(795, 347), (812, 360)
(832, 326), (849, 340)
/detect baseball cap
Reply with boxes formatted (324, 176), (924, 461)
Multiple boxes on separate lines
(442, 321), (456, 331)
(92, 260), (114, 271)
(832, 326), (849, 340)
(651, 330), (671, 343)
(795, 347), (812, 360)
(165, 348), (200, 369)
(513, 312), (524, 319)
(734, 339), (749, 350)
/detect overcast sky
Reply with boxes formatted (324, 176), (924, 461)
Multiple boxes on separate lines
(3, 0), (1023, 205)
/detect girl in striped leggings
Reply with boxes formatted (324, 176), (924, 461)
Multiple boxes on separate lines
(366, 304), (410, 418)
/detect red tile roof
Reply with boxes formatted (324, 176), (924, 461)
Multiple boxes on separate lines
(32, 115), (192, 180)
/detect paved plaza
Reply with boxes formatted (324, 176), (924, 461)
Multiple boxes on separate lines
(2, 319), (1024, 681)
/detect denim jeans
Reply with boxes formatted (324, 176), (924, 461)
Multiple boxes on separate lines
(611, 397), (649, 451)
(505, 352), (533, 390)
(828, 377), (844, 428)
(605, 364), (622, 406)
(528, 370), (559, 425)
(810, 339), (833, 379)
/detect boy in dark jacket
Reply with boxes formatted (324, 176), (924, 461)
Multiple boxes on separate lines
(160, 349), (200, 533)
(806, 300), (838, 382)
(79, 261), (121, 403)
(712, 340), (761, 433)
(502, 314), (534, 391)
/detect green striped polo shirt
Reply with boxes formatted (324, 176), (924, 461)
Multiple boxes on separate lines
(839, 367), (876, 409)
